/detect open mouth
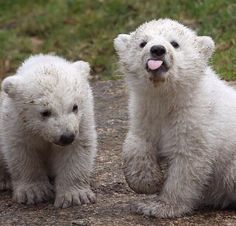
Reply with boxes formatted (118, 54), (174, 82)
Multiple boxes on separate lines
(146, 59), (169, 84)
(146, 59), (169, 74)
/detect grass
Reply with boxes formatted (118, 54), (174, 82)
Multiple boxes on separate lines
(0, 0), (235, 80)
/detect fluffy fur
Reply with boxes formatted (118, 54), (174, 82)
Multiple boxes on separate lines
(114, 18), (236, 218)
(0, 54), (97, 208)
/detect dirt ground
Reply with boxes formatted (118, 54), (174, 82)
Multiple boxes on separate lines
(1, 80), (236, 226)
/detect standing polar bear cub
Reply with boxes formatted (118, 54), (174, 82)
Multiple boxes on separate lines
(114, 18), (236, 218)
(0, 54), (97, 208)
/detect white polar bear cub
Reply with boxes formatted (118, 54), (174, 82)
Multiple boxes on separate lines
(0, 54), (97, 208)
(114, 18), (236, 218)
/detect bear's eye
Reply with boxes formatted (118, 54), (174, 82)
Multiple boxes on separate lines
(40, 110), (51, 118)
(72, 104), (78, 113)
(139, 41), (147, 48)
(170, 41), (179, 48)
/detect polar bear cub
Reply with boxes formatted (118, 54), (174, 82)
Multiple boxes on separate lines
(114, 18), (236, 217)
(0, 54), (97, 208)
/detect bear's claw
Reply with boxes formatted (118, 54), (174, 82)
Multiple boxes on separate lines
(54, 187), (96, 208)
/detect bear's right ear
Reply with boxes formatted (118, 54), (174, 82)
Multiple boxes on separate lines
(72, 61), (90, 79)
(114, 34), (131, 55)
(1, 76), (23, 98)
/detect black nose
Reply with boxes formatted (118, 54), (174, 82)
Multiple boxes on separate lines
(150, 45), (166, 57)
(59, 133), (75, 145)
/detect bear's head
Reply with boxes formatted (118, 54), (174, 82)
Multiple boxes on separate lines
(114, 19), (215, 87)
(2, 55), (91, 146)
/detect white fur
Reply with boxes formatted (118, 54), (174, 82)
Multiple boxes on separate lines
(114, 18), (236, 217)
(0, 54), (97, 208)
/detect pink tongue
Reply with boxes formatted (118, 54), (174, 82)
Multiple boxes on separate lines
(147, 60), (163, 70)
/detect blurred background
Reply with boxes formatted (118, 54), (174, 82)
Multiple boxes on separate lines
(0, 0), (235, 80)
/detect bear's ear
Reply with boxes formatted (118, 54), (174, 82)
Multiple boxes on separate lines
(1, 76), (24, 98)
(114, 34), (131, 55)
(196, 36), (215, 60)
(72, 61), (90, 79)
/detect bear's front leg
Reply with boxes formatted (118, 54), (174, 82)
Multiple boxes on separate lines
(123, 132), (163, 194)
(4, 142), (54, 204)
(133, 150), (212, 218)
(53, 143), (96, 208)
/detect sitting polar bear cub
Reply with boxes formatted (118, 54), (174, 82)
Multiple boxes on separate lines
(0, 54), (97, 208)
(114, 18), (236, 218)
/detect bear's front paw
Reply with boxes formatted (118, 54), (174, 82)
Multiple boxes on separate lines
(131, 199), (191, 218)
(13, 182), (54, 204)
(124, 164), (163, 194)
(54, 187), (96, 208)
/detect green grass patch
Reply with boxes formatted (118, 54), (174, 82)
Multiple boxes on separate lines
(0, 0), (235, 80)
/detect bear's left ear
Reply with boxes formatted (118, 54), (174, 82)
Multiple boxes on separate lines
(1, 76), (24, 98)
(114, 34), (131, 56)
(72, 61), (90, 79)
(196, 36), (215, 60)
